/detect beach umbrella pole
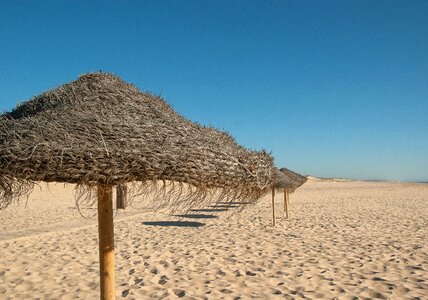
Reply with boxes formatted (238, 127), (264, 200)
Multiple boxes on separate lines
(272, 187), (276, 226)
(116, 184), (127, 209)
(284, 189), (289, 218)
(97, 185), (116, 300)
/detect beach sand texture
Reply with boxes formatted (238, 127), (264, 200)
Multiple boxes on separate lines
(0, 179), (427, 299)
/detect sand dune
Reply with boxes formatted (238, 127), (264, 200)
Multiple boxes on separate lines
(0, 180), (427, 299)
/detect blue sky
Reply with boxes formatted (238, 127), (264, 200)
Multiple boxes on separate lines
(1, 1), (427, 181)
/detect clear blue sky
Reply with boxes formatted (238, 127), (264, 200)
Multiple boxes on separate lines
(1, 1), (427, 182)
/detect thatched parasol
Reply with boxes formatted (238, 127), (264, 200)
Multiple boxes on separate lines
(273, 168), (295, 190)
(0, 72), (273, 299)
(279, 167), (307, 192)
(270, 167), (307, 225)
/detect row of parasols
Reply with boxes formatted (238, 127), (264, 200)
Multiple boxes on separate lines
(0, 73), (307, 300)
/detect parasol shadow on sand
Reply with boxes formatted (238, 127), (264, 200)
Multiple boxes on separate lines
(190, 208), (229, 213)
(0, 72), (274, 299)
(142, 221), (205, 227)
(173, 214), (218, 219)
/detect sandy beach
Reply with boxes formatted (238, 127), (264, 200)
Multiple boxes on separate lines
(0, 179), (427, 299)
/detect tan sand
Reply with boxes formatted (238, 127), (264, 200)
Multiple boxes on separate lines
(0, 179), (427, 299)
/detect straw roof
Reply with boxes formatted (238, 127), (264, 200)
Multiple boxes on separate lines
(273, 167), (307, 192)
(272, 168), (294, 190)
(0, 72), (273, 209)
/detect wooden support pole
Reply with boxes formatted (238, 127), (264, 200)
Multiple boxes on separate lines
(97, 185), (115, 300)
(284, 188), (289, 219)
(283, 188), (287, 213)
(116, 184), (127, 209)
(272, 187), (276, 226)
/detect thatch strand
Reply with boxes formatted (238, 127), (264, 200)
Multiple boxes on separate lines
(0, 72), (273, 209)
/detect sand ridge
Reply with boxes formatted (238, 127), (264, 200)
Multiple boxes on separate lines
(0, 180), (427, 299)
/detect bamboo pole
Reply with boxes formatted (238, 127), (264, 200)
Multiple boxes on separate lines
(284, 188), (289, 219)
(272, 187), (276, 226)
(116, 184), (127, 209)
(97, 185), (115, 300)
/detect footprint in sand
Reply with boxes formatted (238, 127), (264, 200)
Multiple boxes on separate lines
(158, 275), (168, 285)
(121, 289), (130, 297)
(220, 288), (233, 294)
(216, 269), (226, 276)
(173, 289), (185, 297)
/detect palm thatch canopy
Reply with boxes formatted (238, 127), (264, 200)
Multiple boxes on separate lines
(0, 72), (273, 209)
(277, 167), (307, 192)
(272, 168), (294, 190)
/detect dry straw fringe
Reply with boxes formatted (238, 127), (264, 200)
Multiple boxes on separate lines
(72, 180), (268, 217)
